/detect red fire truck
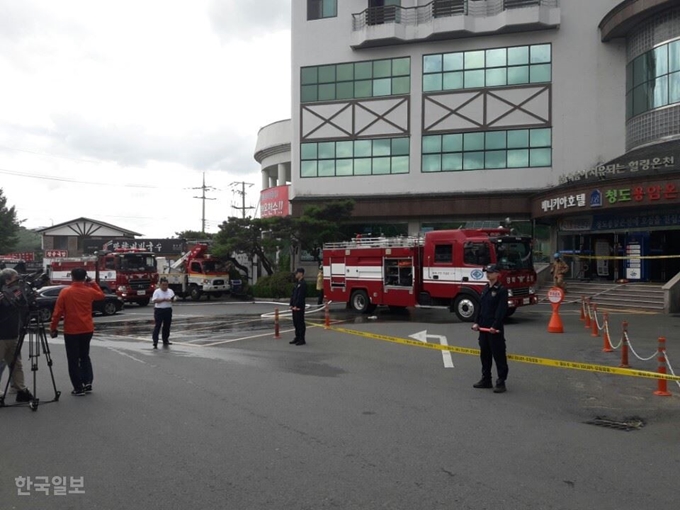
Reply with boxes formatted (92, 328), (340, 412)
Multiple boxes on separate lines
(48, 249), (159, 306)
(322, 228), (538, 321)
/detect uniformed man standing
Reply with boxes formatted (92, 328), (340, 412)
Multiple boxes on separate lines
(471, 264), (509, 393)
(550, 253), (569, 290)
(289, 268), (307, 346)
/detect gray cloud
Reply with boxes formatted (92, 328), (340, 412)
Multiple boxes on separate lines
(49, 113), (257, 175)
(208, 0), (291, 41)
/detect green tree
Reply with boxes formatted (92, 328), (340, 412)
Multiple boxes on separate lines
(211, 217), (278, 277)
(268, 200), (355, 268)
(0, 189), (20, 253)
(175, 230), (213, 241)
(13, 226), (42, 253)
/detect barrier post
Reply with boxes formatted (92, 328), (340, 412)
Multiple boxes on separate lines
(547, 287), (564, 333)
(274, 307), (281, 339)
(579, 296), (586, 322)
(324, 300), (330, 330)
(590, 303), (600, 337)
(601, 312), (613, 352)
(653, 337), (671, 397)
(584, 299), (592, 329)
(619, 321), (630, 368)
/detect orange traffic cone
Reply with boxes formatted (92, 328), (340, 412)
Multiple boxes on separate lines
(547, 301), (564, 333)
(579, 296), (586, 321)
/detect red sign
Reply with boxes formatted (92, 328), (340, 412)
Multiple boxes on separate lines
(1, 252), (35, 261)
(260, 185), (290, 218)
(45, 250), (68, 258)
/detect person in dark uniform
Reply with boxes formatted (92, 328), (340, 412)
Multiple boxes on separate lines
(471, 264), (509, 393)
(289, 268), (307, 346)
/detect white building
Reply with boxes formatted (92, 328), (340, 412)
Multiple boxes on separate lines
(256, 0), (680, 282)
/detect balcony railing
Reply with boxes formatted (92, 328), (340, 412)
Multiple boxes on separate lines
(352, 0), (559, 31)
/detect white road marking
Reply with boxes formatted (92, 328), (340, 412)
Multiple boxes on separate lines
(409, 330), (454, 368)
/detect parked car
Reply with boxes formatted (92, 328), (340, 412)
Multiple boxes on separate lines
(34, 285), (125, 322)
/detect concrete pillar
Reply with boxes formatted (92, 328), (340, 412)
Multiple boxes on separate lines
(262, 170), (269, 190)
(277, 163), (287, 186)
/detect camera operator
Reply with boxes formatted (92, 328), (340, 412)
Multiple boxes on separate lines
(0, 268), (34, 402)
(50, 268), (105, 396)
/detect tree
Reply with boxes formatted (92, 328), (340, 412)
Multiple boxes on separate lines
(268, 200), (355, 268)
(13, 226), (42, 253)
(0, 188), (20, 253)
(175, 230), (213, 241)
(211, 217), (278, 277)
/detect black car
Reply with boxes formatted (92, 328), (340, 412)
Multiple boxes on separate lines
(34, 285), (125, 322)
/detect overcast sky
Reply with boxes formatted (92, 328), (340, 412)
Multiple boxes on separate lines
(0, 0), (291, 240)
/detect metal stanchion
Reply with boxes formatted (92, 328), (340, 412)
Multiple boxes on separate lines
(619, 321), (630, 368)
(274, 308), (281, 339)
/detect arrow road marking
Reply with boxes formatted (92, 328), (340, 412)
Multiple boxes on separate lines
(409, 330), (454, 368)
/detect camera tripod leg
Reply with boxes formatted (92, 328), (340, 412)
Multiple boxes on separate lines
(38, 328), (61, 402)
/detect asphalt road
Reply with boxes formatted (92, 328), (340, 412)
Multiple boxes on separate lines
(1, 298), (679, 509)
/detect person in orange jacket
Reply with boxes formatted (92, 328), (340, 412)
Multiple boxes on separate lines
(50, 267), (105, 396)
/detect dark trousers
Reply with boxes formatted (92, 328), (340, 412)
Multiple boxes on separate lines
(478, 331), (508, 382)
(317, 289), (324, 305)
(292, 309), (306, 342)
(153, 308), (173, 344)
(64, 332), (94, 391)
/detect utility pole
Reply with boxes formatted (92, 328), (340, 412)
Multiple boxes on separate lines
(230, 181), (255, 218)
(192, 172), (216, 233)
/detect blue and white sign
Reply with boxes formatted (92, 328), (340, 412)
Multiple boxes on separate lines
(589, 190), (602, 208)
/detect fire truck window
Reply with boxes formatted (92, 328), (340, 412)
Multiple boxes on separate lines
(190, 262), (202, 273)
(464, 243), (490, 265)
(105, 259), (115, 270)
(434, 245), (452, 263)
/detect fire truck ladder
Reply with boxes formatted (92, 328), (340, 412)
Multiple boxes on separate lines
(324, 236), (424, 249)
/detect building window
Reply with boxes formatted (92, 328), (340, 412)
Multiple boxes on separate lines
(626, 39), (680, 120)
(422, 128), (551, 172)
(301, 57), (410, 103)
(423, 44), (551, 92)
(308, 0), (337, 20)
(300, 137), (410, 177)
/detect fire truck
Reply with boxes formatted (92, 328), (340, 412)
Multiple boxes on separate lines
(156, 243), (230, 301)
(322, 228), (538, 322)
(48, 249), (159, 306)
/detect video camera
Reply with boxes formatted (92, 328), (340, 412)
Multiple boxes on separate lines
(0, 271), (50, 311)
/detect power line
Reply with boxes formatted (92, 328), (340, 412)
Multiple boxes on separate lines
(0, 167), (175, 190)
(192, 172), (217, 233)
(230, 181), (254, 219)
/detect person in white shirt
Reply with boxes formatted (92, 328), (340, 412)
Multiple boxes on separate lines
(151, 278), (176, 348)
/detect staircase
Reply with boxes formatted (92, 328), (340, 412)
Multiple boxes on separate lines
(537, 280), (665, 312)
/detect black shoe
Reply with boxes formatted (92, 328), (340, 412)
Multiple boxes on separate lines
(163, 341), (172, 345)
(294, 341), (306, 346)
(289, 339), (299, 344)
(493, 382), (507, 393)
(473, 379), (493, 389)
(15, 389), (33, 402)
(71, 389), (86, 397)
(84, 384), (93, 393)
(153, 343), (158, 349)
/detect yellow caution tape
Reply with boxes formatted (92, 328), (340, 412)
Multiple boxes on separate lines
(330, 326), (680, 382)
(560, 254), (680, 260)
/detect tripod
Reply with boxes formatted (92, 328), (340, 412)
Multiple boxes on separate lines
(0, 311), (61, 411)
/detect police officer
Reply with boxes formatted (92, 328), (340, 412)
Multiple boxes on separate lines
(289, 268), (307, 346)
(471, 264), (509, 393)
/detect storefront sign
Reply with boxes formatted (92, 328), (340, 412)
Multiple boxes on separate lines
(540, 193), (586, 212)
(536, 179), (680, 218)
(559, 217), (593, 231)
(591, 211), (680, 231)
(44, 250), (68, 258)
(1, 252), (36, 261)
(83, 239), (186, 254)
(559, 156), (675, 184)
(260, 185), (290, 218)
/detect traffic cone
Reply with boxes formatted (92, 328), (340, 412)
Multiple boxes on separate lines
(654, 337), (671, 396)
(601, 312), (613, 352)
(547, 301), (564, 333)
(591, 304), (600, 338)
(584, 299), (592, 329)
(579, 296), (586, 321)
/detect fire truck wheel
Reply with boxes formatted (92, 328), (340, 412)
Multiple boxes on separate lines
(190, 286), (202, 301)
(38, 307), (52, 322)
(505, 308), (516, 318)
(350, 290), (371, 313)
(453, 295), (478, 323)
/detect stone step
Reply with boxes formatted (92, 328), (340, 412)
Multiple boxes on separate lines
(536, 281), (665, 311)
